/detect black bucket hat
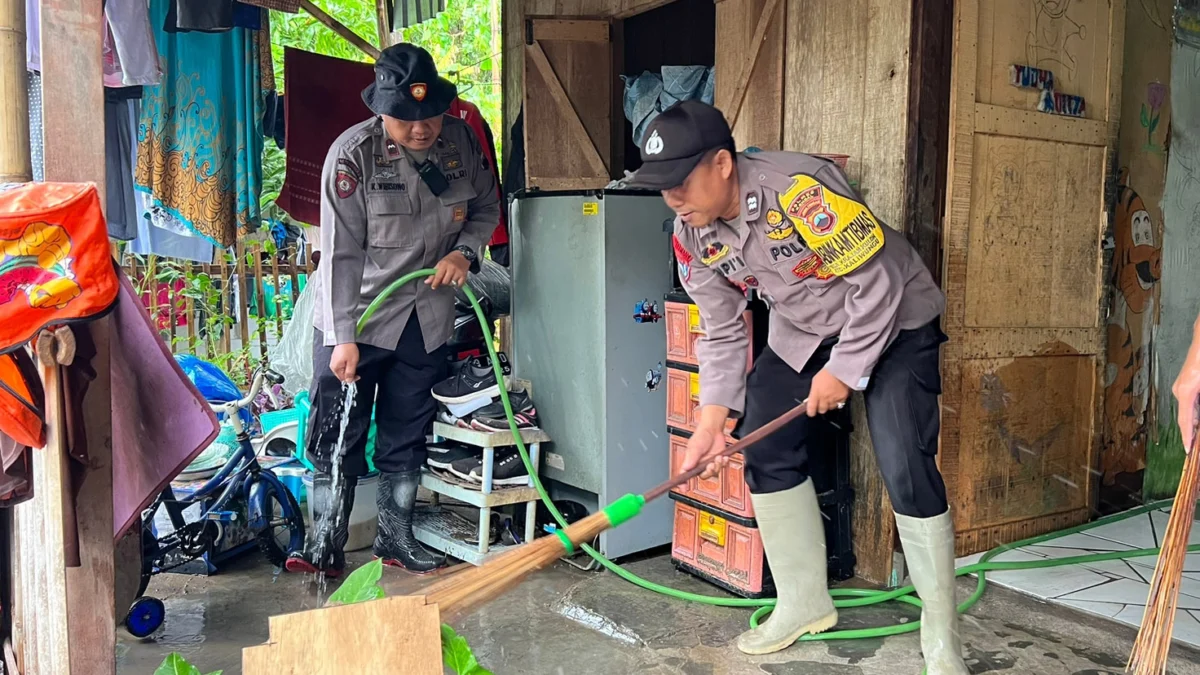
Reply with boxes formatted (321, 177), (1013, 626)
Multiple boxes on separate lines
(361, 43), (457, 121)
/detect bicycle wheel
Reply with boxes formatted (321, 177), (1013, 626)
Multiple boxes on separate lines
(255, 477), (305, 567)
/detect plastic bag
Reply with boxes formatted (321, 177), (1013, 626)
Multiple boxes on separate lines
(174, 354), (253, 428)
(455, 258), (511, 316)
(270, 280), (317, 397)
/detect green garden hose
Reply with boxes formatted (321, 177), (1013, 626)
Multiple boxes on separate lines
(358, 269), (1199, 640)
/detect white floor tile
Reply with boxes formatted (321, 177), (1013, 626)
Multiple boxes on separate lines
(1059, 578), (1200, 609)
(1149, 510), (1200, 548)
(1032, 532), (1136, 551)
(986, 564), (1112, 600)
(1173, 606), (1200, 648)
(1129, 552), (1200, 574)
(1084, 514), (1159, 550)
(1019, 546), (1142, 580)
(956, 552), (984, 567)
(1112, 603), (1147, 628)
(1057, 598), (1127, 619)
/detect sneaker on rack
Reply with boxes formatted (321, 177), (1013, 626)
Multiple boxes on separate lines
(469, 391), (539, 432)
(432, 352), (511, 405)
(437, 406), (473, 429)
(426, 442), (478, 471)
(468, 448), (531, 487)
(448, 454), (483, 482)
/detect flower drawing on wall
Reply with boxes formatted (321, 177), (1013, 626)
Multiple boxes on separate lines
(1142, 82), (1167, 152)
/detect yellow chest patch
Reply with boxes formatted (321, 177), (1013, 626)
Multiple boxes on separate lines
(777, 174), (884, 276)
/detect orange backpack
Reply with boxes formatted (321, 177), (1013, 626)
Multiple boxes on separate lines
(0, 183), (119, 448)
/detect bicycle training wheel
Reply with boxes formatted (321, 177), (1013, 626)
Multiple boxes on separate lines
(256, 477), (306, 567)
(125, 596), (166, 638)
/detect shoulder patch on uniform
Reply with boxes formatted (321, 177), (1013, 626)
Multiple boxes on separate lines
(700, 242), (730, 266)
(672, 234), (693, 282)
(745, 192), (760, 219)
(335, 158), (361, 199)
(778, 174), (884, 275)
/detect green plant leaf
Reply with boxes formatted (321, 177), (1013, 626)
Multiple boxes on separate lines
(1150, 116), (1160, 133)
(155, 653), (202, 675)
(1141, 103), (1150, 127)
(441, 624), (493, 675)
(327, 558), (385, 605)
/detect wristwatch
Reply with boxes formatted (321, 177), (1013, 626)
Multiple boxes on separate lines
(454, 245), (480, 273)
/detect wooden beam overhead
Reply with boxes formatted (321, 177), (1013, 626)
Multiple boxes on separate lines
(299, 0), (381, 60)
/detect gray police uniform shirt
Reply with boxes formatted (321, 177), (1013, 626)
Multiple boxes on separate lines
(312, 115), (500, 353)
(673, 151), (945, 417)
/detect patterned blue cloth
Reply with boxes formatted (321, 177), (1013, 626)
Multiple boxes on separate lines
(622, 66), (715, 146)
(135, 0), (272, 248)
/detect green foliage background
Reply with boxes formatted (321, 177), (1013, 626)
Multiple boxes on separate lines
(264, 0), (503, 225)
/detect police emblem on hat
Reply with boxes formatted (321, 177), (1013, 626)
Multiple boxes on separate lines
(700, 242), (730, 265)
(645, 130), (664, 155)
(410, 83), (428, 101)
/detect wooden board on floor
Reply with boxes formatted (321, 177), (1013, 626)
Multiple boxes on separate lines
(243, 596), (442, 674)
(941, 0), (1125, 555)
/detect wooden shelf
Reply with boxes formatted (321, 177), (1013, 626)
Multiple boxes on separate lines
(420, 470), (541, 508)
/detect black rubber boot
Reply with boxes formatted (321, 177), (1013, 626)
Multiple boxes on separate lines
(374, 469), (444, 573)
(285, 472), (355, 578)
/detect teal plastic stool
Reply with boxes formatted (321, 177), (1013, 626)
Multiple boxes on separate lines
(293, 389), (377, 474)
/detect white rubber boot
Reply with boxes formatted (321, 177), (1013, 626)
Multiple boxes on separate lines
(737, 479), (838, 655)
(895, 511), (970, 674)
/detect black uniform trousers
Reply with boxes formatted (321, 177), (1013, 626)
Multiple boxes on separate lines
(306, 314), (448, 478)
(740, 319), (949, 518)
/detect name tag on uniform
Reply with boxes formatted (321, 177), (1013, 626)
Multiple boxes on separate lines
(453, 206), (467, 222)
(369, 181), (407, 192)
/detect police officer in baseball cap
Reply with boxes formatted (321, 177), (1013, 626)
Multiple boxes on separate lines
(632, 101), (966, 674)
(289, 44), (500, 579)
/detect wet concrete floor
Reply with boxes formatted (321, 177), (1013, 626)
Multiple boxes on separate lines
(117, 549), (1200, 674)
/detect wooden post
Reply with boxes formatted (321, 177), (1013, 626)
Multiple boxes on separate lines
(270, 247), (284, 337)
(235, 242), (251, 353)
(253, 243), (269, 359)
(375, 0), (391, 48)
(0, 0), (31, 183)
(9, 0), (116, 671)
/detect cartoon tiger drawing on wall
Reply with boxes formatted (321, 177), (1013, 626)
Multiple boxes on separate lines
(1103, 170), (1162, 481)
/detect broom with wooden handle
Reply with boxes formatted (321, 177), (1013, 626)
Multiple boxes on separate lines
(422, 399), (812, 619)
(1127, 431), (1200, 674)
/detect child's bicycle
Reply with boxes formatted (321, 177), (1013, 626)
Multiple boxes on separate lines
(124, 367), (306, 638)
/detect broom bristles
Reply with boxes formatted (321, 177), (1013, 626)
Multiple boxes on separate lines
(1128, 441), (1200, 675)
(424, 510), (613, 618)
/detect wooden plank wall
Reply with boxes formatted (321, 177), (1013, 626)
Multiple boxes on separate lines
(941, 0), (1124, 555)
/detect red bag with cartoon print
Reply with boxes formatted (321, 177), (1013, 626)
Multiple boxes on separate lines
(0, 183), (119, 351)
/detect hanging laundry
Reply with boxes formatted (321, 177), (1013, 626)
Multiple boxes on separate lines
(275, 48), (374, 226)
(26, 73), (43, 181)
(127, 99), (217, 263)
(136, 0), (273, 248)
(447, 97), (508, 262)
(391, 0), (445, 30)
(622, 66), (714, 146)
(24, 0), (40, 72)
(166, 0), (234, 33)
(105, 0), (162, 86)
(105, 89), (143, 241)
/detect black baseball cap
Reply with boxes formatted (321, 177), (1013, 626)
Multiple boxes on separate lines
(627, 100), (734, 191)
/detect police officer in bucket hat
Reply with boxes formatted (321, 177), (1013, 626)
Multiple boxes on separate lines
(287, 44), (500, 578)
(628, 101), (967, 674)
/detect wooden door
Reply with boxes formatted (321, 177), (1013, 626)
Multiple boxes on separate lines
(941, 0), (1125, 555)
(714, 0), (784, 150)
(522, 18), (622, 190)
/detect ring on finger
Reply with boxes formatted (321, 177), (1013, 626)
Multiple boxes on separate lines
(836, 401), (845, 409)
